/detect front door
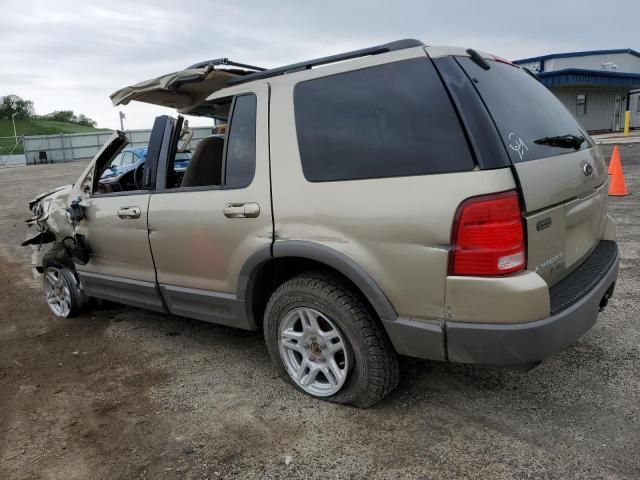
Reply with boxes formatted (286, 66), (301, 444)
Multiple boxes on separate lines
(73, 117), (175, 311)
(147, 84), (271, 329)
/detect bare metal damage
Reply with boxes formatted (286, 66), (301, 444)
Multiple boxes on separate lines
(23, 132), (128, 266)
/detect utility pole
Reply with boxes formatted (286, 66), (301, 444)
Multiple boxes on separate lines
(119, 111), (126, 131)
(11, 112), (18, 145)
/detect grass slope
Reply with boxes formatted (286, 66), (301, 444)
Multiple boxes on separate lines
(0, 119), (109, 155)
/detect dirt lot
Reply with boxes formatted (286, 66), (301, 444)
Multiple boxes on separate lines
(1, 145), (639, 480)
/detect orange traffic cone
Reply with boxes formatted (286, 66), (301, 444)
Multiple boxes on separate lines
(608, 160), (630, 197)
(608, 146), (624, 175)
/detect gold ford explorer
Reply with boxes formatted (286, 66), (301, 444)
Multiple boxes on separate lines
(24, 40), (619, 407)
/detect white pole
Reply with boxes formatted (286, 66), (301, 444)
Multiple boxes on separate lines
(11, 112), (18, 145)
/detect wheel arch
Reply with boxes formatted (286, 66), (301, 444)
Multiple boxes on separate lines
(237, 241), (398, 327)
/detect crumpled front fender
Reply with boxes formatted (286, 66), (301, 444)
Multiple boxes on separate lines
(25, 184), (75, 245)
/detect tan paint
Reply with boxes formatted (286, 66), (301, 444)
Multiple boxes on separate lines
(602, 215), (617, 241)
(75, 194), (157, 283)
(33, 46), (616, 330)
(266, 47), (518, 322)
(147, 83), (271, 293)
(445, 271), (550, 324)
(517, 148), (609, 286)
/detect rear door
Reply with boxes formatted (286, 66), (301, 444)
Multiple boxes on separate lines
(146, 84), (272, 329)
(455, 57), (609, 285)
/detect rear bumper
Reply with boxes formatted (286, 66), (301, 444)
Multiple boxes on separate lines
(384, 240), (619, 366)
(446, 240), (619, 365)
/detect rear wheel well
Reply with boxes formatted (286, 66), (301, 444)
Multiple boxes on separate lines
(249, 257), (380, 328)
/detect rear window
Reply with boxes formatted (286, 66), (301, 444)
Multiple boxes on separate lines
(294, 58), (475, 182)
(457, 58), (590, 163)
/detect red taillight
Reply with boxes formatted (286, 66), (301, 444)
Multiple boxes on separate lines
(449, 190), (526, 276)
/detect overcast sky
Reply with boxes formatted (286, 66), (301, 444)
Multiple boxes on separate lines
(3, 0), (638, 130)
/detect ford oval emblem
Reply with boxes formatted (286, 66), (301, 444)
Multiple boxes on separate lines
(583, 163), (594, 176)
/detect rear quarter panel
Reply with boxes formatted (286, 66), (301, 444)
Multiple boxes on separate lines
(268, 49), (517, 322)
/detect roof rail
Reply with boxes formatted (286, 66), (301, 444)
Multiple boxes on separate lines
(227, 38), (425, 86)
(185, 58), (267, 72)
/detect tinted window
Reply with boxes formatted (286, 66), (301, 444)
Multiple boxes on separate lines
(225, 94), (257, 188)
(458, 58), (591, 163)
(294, 58), (474, 182)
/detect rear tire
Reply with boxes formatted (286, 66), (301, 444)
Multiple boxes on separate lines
(264, 272), (399, 408)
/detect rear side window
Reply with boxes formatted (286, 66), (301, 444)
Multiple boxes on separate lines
(294, 58), (475, 182)
(225, 94), (257, 188)
(457, 58), (590, 163)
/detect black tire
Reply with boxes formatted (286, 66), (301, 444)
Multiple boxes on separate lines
(264, 272), (399, 408)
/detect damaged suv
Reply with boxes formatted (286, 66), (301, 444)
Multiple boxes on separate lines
(24, 40), (619, 407)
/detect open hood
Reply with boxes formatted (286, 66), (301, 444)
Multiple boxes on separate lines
(110, 61), (262, 113)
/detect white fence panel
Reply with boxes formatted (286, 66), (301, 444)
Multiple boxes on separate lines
(23, 127), (214, 165)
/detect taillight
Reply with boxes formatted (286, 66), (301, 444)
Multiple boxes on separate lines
(449, 190), (526, 276)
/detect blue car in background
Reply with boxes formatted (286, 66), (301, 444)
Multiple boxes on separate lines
(99, 147), (191, 191)
(99, 146), (147, 183)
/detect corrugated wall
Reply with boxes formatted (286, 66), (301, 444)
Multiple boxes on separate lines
(547, 53), (640, 74)
(551, 88), (628, 131)
(23, 127), (215, 164)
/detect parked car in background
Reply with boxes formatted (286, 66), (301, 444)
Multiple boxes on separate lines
(98, 147), (147, 191)
(24, 40), (619, 408)
(99, 147), (192, 192)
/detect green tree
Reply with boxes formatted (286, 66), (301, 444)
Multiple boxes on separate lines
(40, 110), (98, 127)
(44, 110), (76, 123)
(0, 94), (35, 119)
(76, 114), (97, 128)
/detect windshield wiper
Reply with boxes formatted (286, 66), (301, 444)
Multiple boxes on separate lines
(534, 134), (585, 150)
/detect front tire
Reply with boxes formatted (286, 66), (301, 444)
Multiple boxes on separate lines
(264, 272), (399, 408)
(43, 266), (87, 318)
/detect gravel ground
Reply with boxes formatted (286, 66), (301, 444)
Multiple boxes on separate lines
(1, 145), (639, 480)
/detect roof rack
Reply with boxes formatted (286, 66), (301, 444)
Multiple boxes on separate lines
(227, 38), (425, 86)
(185, 58), (267, 72)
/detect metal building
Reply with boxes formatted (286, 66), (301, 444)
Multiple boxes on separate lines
(514, 49), (640, 132)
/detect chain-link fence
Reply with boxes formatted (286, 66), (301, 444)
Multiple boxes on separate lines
(0, 135), (25, 167)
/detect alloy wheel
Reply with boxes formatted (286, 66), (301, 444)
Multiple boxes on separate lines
(278, 307), (350, 396)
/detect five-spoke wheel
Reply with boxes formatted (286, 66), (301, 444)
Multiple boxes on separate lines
(42, 266), (86, 317)
(264, 272), (399, 407)
(278, 307), (350, 396)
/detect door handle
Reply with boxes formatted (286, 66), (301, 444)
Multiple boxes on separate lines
(117, 206), (141, 219)
(223, 202), (260, 218)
